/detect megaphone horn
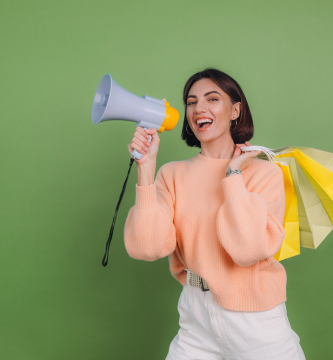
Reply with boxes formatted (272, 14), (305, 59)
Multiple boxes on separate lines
(92, 74), (179, 160)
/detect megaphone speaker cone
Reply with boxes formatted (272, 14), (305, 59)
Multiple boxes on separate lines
(92, 74), (112, 124)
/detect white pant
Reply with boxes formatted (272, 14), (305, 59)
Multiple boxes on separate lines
(166, 270), (306, 360)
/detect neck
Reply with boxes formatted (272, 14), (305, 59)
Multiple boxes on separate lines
(199, 133), (236, 159)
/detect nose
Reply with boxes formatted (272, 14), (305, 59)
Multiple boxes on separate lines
(194, 99), (207, 114)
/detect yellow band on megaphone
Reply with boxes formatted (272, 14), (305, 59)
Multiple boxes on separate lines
(158, 99), (180, 132)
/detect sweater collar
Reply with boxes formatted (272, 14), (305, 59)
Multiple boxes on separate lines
(193, 152), (231, 166)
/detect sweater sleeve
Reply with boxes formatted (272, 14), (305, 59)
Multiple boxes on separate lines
(123, 164), (177, 261)
(216, 164), (286, 267)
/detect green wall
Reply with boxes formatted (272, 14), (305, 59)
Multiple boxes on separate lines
(1, 0), (332, 359)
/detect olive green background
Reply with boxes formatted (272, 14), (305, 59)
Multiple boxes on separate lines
(1, 0), (332, 359)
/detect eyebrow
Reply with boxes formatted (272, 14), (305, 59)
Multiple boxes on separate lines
(187, 90), (221, 99)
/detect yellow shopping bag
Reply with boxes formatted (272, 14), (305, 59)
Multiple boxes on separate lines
(273, 160), (300, 261)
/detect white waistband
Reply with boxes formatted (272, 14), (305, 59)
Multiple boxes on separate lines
(185, 269), (192, 285)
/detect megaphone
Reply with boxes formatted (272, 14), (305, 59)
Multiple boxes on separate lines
(92, 74), (180, 160)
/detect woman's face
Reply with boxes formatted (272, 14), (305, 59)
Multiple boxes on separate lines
(186, 78), (240, 140)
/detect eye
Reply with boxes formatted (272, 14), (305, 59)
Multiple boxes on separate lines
(208, 98), (218, 102)
(187, 101), (197, 106)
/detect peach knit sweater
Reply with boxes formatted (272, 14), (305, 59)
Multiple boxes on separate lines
(124, 152), (287, 312)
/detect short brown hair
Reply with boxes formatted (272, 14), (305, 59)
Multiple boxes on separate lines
(181, 68), (254, 148)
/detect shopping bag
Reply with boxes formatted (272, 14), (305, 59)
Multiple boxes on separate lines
(273, 160), (300, 261)
(273, 147), (333, 223)
(241, 145), (333, 261)
(273, 157), (333, 250)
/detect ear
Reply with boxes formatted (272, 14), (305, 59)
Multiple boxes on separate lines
(231, 102), (241, 120)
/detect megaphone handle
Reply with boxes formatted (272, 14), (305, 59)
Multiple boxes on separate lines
(131, 126), (152, 160)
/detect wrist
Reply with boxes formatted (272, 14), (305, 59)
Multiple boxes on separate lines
(226, 167), (242, 177)
(137, 161), (156, 186)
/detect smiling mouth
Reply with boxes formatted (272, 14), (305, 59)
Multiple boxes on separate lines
(195, 119), (213, 130)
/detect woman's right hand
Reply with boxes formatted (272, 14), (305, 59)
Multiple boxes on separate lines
(127, 126), (160, 165)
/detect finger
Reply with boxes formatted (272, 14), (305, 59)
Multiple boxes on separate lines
(246, 150), (262, 158)
(232, 147), (241, 158)
(131, 137), (149, 154)
(252, 149), (262, 154)
(134, 130), (150, 149)
(137, 127), (155, 145)
(131, 137), (148, 154)
(237, 144), (251, 150)
(145, 128), (160, 145)
(145, 127), (158, 138)
(136, 126), (149, 136)
(241, 149), (258, 157)
(237, 142), (252, 148)
(135, 127), (150, 143)
(128, 142), (144, 156)
(145, 127), (156, 133)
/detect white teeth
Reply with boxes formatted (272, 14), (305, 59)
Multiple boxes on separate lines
(196, 119), (213, 124)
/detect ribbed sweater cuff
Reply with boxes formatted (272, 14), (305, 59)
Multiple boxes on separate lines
(221, 174), (249, 203)
(135, 182), (158, 209)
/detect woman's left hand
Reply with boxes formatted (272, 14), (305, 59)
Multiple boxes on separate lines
(226, 141), (262, 176)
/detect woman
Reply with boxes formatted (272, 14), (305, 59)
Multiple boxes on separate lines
(125, 68), (306, 360)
